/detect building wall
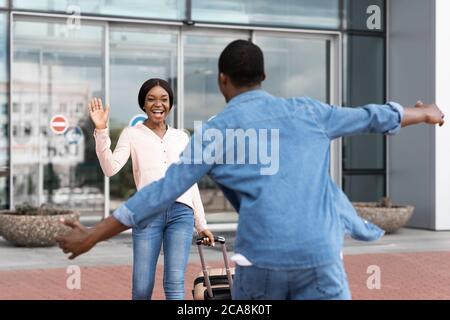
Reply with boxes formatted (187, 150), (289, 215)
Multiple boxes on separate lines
(389, 0), (450, 230)
(388, 0), (436, 229)
(434, 0), (450, 229)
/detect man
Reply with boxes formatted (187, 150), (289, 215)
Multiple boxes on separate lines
(57, 40), (445, 300)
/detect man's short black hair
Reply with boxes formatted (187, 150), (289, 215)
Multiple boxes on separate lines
(218, 39), (265, 87)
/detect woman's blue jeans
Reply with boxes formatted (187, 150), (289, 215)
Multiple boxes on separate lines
(131, 202), (194, 300)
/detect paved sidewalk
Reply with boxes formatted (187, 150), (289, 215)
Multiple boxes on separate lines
(2, 252), (450, 300)
(1, 228), (450, 299)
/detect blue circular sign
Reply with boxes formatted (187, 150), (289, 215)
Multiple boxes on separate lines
(64, 126), (84, 145)
(129, 114), (148, 127)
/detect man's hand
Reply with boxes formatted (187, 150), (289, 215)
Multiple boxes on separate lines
(199, 229), (215, 247)
(415, 101), (445, 126)
(402, 101), (445, 128)
(55, 219), (97, 260)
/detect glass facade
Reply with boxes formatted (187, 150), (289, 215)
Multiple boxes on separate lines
(184, 30), (249, 131)
(0, 12), (8, 209)
(343, 35), (385, 201)
(109, 25), (178, 212)
(13, 0), (185, 20)
(192, 0), (340, 29)
(343, 174), (384, 202)
(256, 34), (328, 101)
(0, 0), (8, 8)
(12, 16), (105, 217)
(184, 30), (249, 212)
(1, 0), (387, 215)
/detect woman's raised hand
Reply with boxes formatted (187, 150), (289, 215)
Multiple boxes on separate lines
(88, 97), (110, 130)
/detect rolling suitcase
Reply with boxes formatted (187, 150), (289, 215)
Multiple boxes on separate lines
(192, 236), (235, 300)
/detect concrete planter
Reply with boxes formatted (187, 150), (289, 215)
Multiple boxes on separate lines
(0, 206), (80, 247)
(352, 201), (414, 234)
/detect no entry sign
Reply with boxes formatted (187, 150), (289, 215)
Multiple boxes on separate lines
(50, 115), (69, 135)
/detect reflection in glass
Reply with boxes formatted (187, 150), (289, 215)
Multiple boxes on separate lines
(0, 13), (7, 209)
(184, 32), (249, 213)
(343, 174), (384, 202)
(343, 135), (384, 170)
(184, 32), (248, 131)
(256, 34), (328, 101)
(0, 0), (7, 8)
(13, 0), (185, 20)
(346, 35), (384, 106)
(12, 17), (104, 218)
(343, 35), (385, 199)
(192, 0), (340, 29)
(109, 26), (178, 212)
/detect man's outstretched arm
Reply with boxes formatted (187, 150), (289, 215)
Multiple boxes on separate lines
(308, 98), (444, 139)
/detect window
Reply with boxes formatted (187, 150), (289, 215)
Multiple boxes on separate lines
(192, 0), (340, 29)
(24, 122), (32, 136)
(108, 25), (178, 213)
(41, 103), (48, 114)
(25, 102), (32, 113)
(342, 35), (386, 201)
(12, 16), (104, 214)
(76, 102), (84, 114)
(13, 0), (185, 20)
(0, 12), (8, 181)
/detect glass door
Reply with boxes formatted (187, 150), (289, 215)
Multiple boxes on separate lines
(11, 15), (105, 219)
(0, 12), (8, 209)
(254, 31), (341, 185)
(108, 24), (178, 213)
(182, 28), (251, 213)
(254, 32), (330, 102)
(182, 29), (339, 215)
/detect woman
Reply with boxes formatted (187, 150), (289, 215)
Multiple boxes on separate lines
(89, 78), (214, 300)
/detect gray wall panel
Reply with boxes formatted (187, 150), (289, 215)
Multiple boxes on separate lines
(388, 0), (436, 229)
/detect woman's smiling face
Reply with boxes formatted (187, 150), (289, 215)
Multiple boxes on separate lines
(144, 85), (171, 124)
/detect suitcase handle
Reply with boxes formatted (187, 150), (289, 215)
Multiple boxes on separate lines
(196, 235), (225, 245)
(196, 235), (233, 298)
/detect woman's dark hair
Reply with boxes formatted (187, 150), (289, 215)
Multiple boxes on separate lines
(218, 39), (265, 87)
(138, 78), (174, 111)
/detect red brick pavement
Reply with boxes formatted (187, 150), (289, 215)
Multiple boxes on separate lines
(1, 252), (450, 300)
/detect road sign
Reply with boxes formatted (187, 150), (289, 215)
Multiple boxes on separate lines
(65, 126), (84, 145)
(129, 114), (148, 127)
(50, 115), (69, 135)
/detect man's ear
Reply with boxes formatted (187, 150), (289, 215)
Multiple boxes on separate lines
(219, 72), (228, 86)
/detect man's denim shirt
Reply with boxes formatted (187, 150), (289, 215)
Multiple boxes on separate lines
(113, 90), (403, 270)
